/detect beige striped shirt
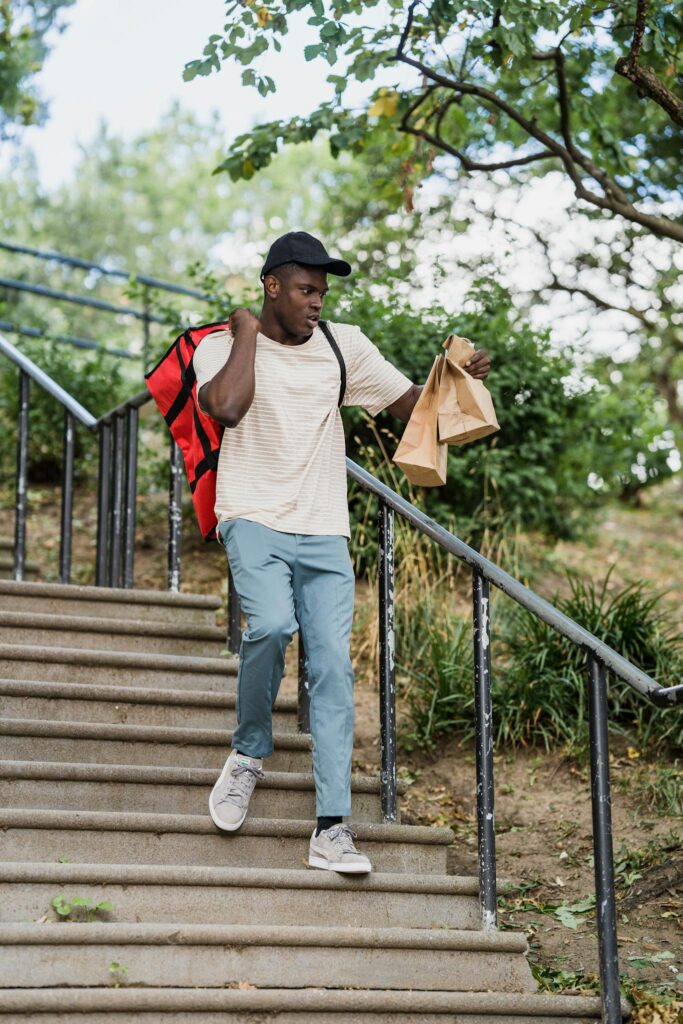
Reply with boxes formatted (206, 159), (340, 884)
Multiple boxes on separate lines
(193, 321), (412, 538)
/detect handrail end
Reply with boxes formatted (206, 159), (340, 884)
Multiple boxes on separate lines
(649, 683), (683, 708)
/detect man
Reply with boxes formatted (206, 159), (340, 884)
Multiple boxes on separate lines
(194, 231), (490, 874)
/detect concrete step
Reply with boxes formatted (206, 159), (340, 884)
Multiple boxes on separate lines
(0, 718), (312, 771)
(0, 862), (478, 929)
(0, 922), (534, 991)
(0, 809), (454, 874)
(0, 988), (610, 1021)
(0, 644), (237, 690)
(0, 610), (227, 657)
(0, 761), (394, 822)
(0, 579), (221, 626)
(0, 679), (297, 731)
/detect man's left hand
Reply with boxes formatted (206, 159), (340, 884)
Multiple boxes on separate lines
(464, 349), (490, 380)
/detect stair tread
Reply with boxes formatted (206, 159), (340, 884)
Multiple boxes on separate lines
(0, 716), (310, 747)
(0, 759), (403, 795)
(0, 608), (225, 640)
(0, 579), (221, 609)
(0, 861), (476, 894)
(0, 987), (611, 1017)
(0, 807), (454, 844)
(0, 920), (527, 951)
(0, 678), (286, 708)
(0, 643), (236, 671)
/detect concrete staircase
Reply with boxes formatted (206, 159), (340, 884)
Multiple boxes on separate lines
(0, 579), (609, 1022)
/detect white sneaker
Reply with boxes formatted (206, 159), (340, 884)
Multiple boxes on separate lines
(308, 823), (372, 873)
(209, 749), (264, 832)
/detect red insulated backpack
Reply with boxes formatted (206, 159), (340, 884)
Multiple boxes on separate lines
(145, 320), (347, 541)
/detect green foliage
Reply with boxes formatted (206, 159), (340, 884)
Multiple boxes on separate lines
(0, 1), (75, 137)
(191, 1), (683, 240)
(499, 570), (683, 753)
(398, 569), (682, 755)
(334, 275), (675, 564)
(614, 831), (682, 893)
(397, 596), (473, 752)
(615, 761), (683, 817)
(0, 338), (127, 483)
(108, 961), (128, 987)
(51, 893), (114, 922)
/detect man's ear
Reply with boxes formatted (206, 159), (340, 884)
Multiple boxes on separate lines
(264, 273), (281, 300)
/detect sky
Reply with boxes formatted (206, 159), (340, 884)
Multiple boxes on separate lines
(24, 0), (334, 189)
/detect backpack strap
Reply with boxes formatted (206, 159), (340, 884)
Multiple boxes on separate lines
(319, 320), (347, 408)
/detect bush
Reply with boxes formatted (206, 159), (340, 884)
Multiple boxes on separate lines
(499, 570), (683, 754)
(398, 570), (682, 756)
(0, 337), (129, 485)
(328, 276), (675, 573)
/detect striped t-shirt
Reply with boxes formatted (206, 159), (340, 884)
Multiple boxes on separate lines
(193, 321), (412, 538)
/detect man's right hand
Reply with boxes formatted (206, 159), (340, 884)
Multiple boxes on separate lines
(229, 307), (261, 338)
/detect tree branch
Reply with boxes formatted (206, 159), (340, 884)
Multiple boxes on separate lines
(614, 0), (683, 127)
(615, 57), (683, 126)
(402, 121), (554, 171)
(390, 48), (683, 243)
(532, 48), (632, 206)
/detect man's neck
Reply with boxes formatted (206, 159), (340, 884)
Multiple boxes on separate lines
(258, 308), (314, 347)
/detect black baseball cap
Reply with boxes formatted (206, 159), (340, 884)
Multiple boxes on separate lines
(260, 230), (352, 280)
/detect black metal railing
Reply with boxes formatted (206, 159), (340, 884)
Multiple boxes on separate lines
(1, 245), (682, 1023)
(0, 238), (212, 369)
(345, 460), (681, 1024)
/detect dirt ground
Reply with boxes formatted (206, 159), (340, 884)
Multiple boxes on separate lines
(1, 481), (681, 1011)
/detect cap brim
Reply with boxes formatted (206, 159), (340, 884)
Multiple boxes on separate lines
(319, 258), (352, 277)
(261, 257), (352, 280)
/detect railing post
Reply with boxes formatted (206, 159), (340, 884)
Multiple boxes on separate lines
(59, 410), (75, 584)
(472, 569), (497, 929)
(227, 566), (242, 655)
(122, 406), (138, 588)
(167, 437), (183, 592)
(95, 422), (112, 586)
(587, 654), (621, 1024)
(108, 413), (125, 588)
(298, 633), (311, 734)
(378, 500), (397, 823)
(13, 370), (30, 582)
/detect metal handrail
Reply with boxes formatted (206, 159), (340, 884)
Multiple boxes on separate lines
(0, 332), (96, 428)
(0, 318), (141, 360)
(0, 275), (167, 324)
(346, 460), (683, 707)
(0, 239), (212, 300)
(95, 388), (150, 427)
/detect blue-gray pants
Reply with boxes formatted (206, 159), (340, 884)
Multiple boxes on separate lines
(218, 518), (356, 817)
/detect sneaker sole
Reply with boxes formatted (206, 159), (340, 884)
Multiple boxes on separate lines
(208, 758), (249, 833)
(308, 854), (372, 874)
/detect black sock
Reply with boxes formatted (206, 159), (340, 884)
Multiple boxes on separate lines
(316, 815), (342, 836)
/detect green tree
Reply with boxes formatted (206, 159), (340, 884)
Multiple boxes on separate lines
(187, 1), (682, 242)
(325, 274), (675, 566)
(422, 176), (683, 437)
(0, 113), (349, 364)
(0, 0), (75, 137)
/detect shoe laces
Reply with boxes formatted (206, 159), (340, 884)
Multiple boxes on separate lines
(222, 761), (264, 804)
(323, 823), (359, 854)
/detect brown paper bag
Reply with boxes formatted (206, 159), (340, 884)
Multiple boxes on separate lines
(437, 335), (499, 445)
(392, 354), (448, 486)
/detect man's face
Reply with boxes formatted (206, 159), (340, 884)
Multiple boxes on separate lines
(267, 265), (329, 338)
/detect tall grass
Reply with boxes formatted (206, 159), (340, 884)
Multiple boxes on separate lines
(348, 418), (681, 755)
(364, 558), (683, 755)
(499, 570), (683, 753)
